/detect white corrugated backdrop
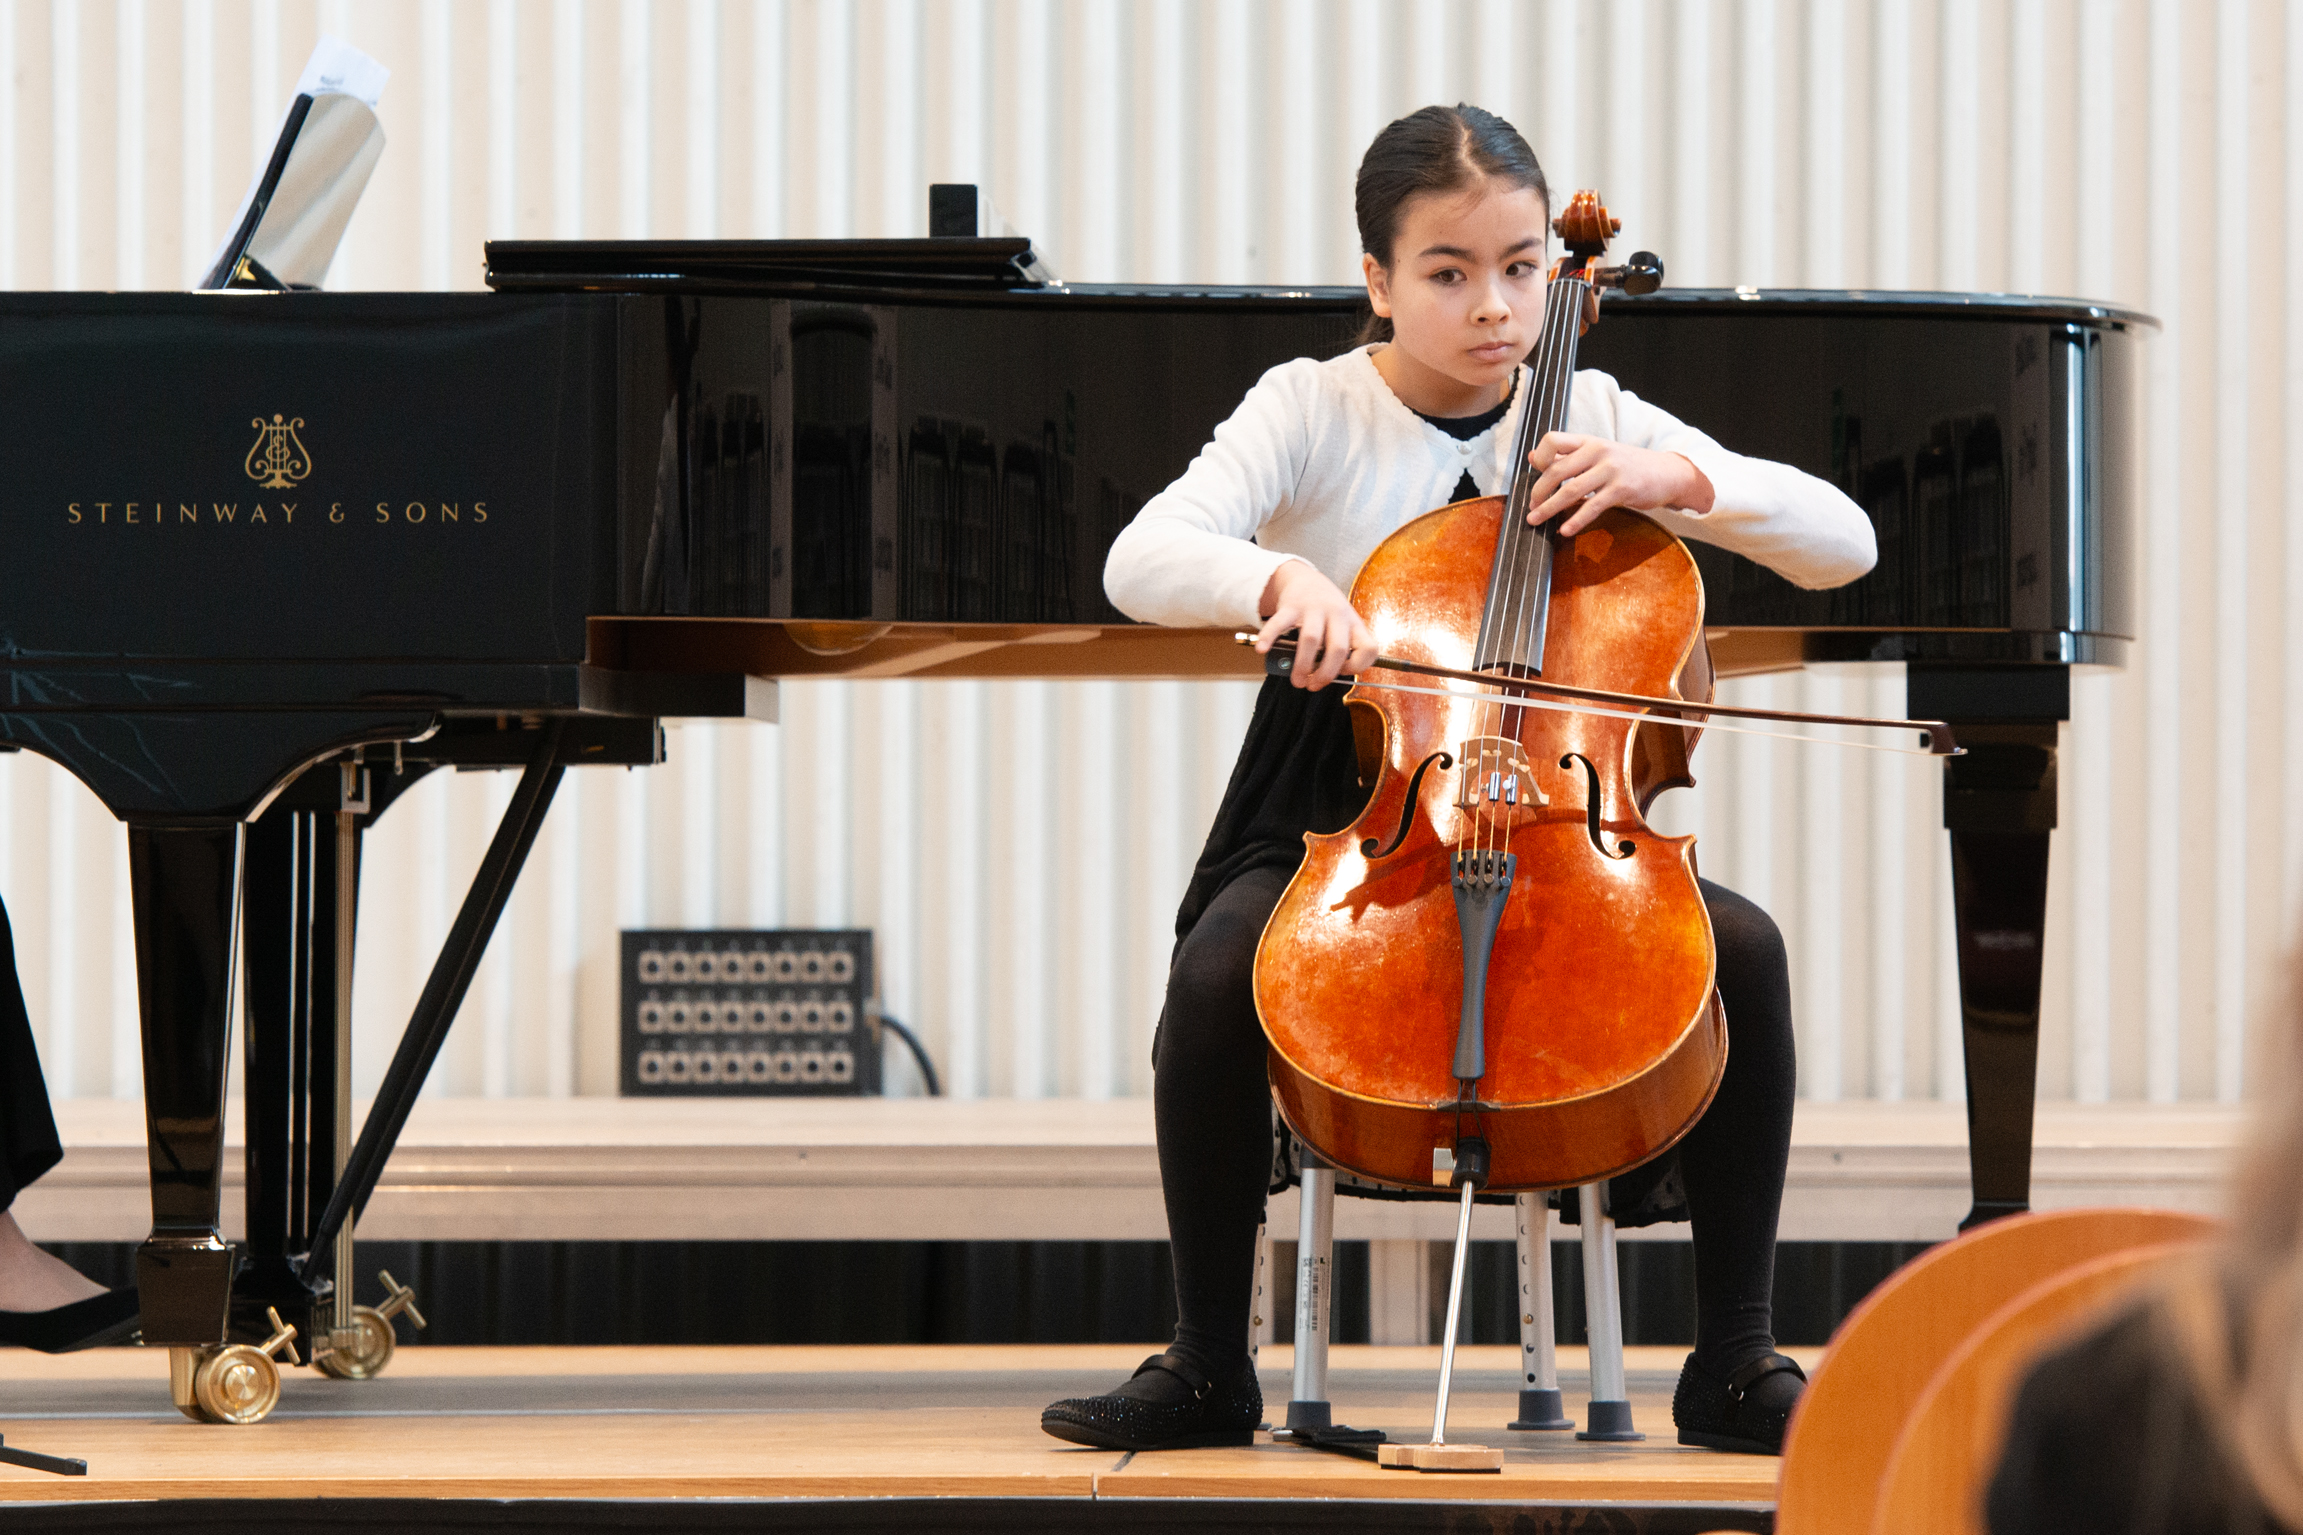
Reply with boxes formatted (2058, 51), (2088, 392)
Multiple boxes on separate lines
(0, 0), (2278, 1110)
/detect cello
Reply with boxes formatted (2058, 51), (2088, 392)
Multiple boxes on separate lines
(1254, 191), (1725, 1202)
(1250, 195), (1956, 1468)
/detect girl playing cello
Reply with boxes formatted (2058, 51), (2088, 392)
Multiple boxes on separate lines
(1042, 104), (1875, 1457)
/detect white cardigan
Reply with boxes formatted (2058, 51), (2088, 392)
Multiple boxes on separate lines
(1104, 347), (1878, 629)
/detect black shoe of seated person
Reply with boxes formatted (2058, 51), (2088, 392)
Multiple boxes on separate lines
(1672, 1350), (1808, 1455)
(1041, 1350), (1263, 1451)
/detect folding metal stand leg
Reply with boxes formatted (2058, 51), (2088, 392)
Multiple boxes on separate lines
(1507, 1192), (1573, 1430)
(1575, 1180), (1642, 1441)
(1283, 1155), (1335, 1434)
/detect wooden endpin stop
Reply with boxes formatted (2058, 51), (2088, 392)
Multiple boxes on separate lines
(1376, 1442), (1505, 1472)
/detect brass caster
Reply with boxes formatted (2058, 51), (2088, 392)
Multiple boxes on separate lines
(313, 1307), (394, 1380)
(172, 1307), (301, 1425)
(169, 1347), (207, 1423)
(313, 1271), (425, 1382)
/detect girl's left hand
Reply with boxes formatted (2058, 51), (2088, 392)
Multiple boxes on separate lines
(1525, 434), (1714, 537)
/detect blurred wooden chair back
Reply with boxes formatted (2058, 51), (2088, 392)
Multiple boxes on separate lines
(1773, 1207), (2218, 1535)
(1871, 1239), (2200, 1535)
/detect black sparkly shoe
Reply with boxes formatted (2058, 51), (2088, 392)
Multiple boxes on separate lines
(1672, 1350), (1807, 1455)
(1041, 1350), (1262, 1451)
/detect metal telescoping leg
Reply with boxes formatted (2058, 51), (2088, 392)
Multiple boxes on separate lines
(1249, 1220), (1272, 1366)
(1276, 1152), (1386, 1453)
(1508, 1193), (1573, 1430)
(1285, 1158), (1336, 1433)
(1576, 1181), (1642, 1441)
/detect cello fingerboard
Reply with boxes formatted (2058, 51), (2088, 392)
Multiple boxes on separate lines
(1474, 272), (1590, 676)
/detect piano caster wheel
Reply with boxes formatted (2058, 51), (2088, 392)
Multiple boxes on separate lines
(171, 1308), (300, 1425)
(314, 1307), (395, 1380)
(314, 1271), (425, 1382)
(169, 1347), (208, 1423)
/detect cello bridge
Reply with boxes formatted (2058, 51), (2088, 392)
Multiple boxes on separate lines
(1452, 736), (1546, 817)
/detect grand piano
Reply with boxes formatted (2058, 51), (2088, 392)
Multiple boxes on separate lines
(0, 219), (2146, 1421)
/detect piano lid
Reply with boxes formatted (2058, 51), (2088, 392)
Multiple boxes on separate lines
(1599, 286), (2158, 331)
(588, 279), (2147, 667)
(485, 235), (2159, 335)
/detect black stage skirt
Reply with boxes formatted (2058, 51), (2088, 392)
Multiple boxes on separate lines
(1173, 676), (1367, 948)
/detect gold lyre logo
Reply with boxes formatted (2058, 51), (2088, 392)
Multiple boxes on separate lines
(244, 413), (312, 489)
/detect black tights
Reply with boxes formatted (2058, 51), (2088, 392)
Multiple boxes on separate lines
(1153, 867), (1796, 1377)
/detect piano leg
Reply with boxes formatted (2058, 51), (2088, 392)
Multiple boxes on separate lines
(129, 820), (247, 1345)
(1940, 720), (2059, 1232)
(308, 809), (349, 1341)
(237, 800), (367, 1349)
(237, 809), (324, 1337)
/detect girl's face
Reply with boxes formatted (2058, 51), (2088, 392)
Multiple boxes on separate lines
(1362, 177), (1549, 409)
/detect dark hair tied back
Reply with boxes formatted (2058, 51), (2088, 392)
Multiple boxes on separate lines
(1353, 104), (1550, 347)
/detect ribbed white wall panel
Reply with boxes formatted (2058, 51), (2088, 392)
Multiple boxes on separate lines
(0, 0), (2276, 1109)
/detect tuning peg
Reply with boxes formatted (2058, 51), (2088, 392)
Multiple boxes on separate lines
(1596, 251), (1665, 296)
(374, 1270), (428, 1332)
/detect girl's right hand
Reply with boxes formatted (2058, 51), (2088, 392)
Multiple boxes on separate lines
(1253, 560), (1379, 690)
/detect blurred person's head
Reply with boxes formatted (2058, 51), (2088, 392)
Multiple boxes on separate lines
(2159, 962), (2303, 1521)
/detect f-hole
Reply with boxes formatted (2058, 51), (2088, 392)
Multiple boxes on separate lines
(1561, 753), (1634, 860)
(1362, 751), (1453, 860)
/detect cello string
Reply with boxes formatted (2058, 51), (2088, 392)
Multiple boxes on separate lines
(1487, 278), (1565, 742)
(1343, 675), (1945, 757)
(1505, 304), (1563, 840)
(1499, 294), (1561, 665)
(1496, 273), (1580, 749)
(1469, 263), (1584, 849)
(1476, 358), (1532, 827)
(1489, 282), (1572, 847)
(1478, 298), (1556, 853)
(1492, 284), (1556, 721)
(1462, 276), (1581, 860)
(1501, 279), (1571, 684)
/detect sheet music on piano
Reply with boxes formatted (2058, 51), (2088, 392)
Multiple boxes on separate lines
(198, 37), (390, 292)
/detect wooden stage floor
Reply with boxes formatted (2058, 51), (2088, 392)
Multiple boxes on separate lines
(0, 1342), (1803, 1531)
